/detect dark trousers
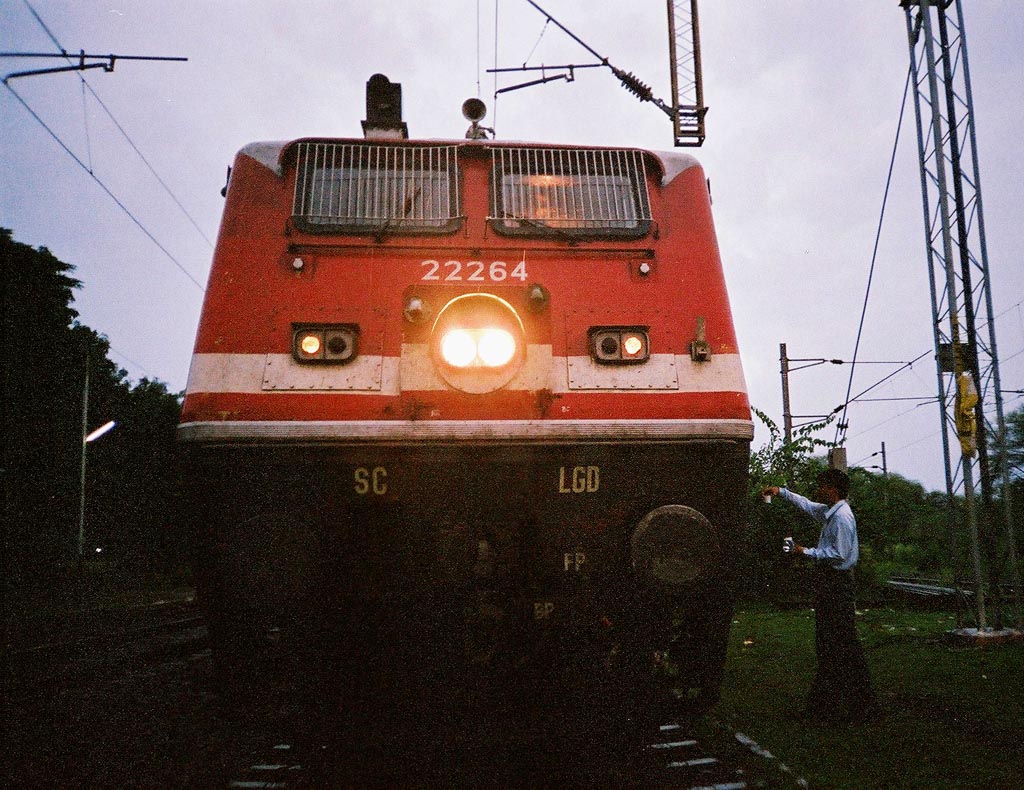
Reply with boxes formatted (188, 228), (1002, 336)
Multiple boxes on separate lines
(806, 567), (877, 719)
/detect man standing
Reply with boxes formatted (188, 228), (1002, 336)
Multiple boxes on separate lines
(762, 469), (880, 723)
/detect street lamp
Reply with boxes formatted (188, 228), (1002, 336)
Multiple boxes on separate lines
(77, 360), (117, 566)
(77, 418), (116, 564)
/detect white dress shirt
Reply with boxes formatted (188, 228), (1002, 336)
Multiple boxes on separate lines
(779, 488), (859, 571)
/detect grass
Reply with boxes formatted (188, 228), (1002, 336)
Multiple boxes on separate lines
(715, 607), (1024, 789)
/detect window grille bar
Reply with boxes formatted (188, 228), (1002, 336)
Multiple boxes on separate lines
(490, 147), (652, 230)
(292, 142), (459, 230)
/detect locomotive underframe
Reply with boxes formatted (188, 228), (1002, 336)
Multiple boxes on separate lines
(185, 437), (748, 717)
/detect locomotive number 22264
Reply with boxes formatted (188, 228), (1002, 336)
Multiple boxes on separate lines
(420, 259), (528, 282)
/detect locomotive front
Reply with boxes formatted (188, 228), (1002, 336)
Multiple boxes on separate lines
(179, 79), (752, 715)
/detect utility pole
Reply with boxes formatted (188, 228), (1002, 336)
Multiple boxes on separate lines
(902, 0), (1021, 630)
(879, 442), (889, 522)
(779, 343), (793, 444)
(77, 360), (89, 570)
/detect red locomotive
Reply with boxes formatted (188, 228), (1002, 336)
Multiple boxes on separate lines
(180, 75), (751, 717)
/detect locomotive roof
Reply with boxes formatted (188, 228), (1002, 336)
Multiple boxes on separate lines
(237, 139), (701, 187)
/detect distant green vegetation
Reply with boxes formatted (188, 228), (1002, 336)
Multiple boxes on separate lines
(743, 408), (1023, 620)
(717, 607), (1024, 789)
(2, 228), (185, 598)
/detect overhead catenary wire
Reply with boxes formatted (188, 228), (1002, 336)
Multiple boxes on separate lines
(843, 342), (1023, 451)
(492, 0), (500, 131)
(840, 350), (932, 410)
(17, 1), (213, 250)
(79, 77), (93, 172)
(491, 1), (674, 117)
(834, 65), (913, 448)
(3, 82), (205, 292)
(5, 1), (206, 292)
(108, 347), (156, 382)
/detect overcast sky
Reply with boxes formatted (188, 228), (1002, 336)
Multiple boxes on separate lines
(2, 1), (1022, 493)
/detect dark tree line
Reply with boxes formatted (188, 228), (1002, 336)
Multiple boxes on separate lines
(2, 228), (185, 593)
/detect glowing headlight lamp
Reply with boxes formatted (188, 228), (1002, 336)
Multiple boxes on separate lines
(440, 329), (477, 368)
(431, 294), (526, 393)
(441, 327), (517, 368)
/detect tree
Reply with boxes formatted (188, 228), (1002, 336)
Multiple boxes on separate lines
(1007, 405), (1024, 481)
(741, 409), (836, 601)
(2, 229), (84, 584)
(2, 228), (185, 593)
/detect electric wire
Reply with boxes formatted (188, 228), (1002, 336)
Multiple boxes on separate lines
(80, 77), (93, 172)
(849, 396), (939, 403)
(523, 18), (550, 67)
(843, 342), (1022, 451)
(3, 83), (206, 293)
(77, 82), (215, 249)
(23, 1), (215, 250)
(834, 65), (913, 447)
(842, 350), (932, 409)
(108, 347), (155, 381)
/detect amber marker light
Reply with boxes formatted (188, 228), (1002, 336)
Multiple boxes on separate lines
(590, 327), (650, 364)
(300, 334), (322, 355)
(293, 324), (359, 364)
(622, 333), (645, 358)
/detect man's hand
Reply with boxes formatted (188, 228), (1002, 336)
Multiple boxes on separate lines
(761, 485), (780, 498)
(793, 543), (807, 555)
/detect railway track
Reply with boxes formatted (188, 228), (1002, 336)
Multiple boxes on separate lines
(219, 710), (805, 788)
(4, 604), (807, 787)
(4, 598), (208, 691)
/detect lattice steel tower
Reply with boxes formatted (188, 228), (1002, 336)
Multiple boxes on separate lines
(666, 0), (707, 146)
(901, 0), (1021, 629)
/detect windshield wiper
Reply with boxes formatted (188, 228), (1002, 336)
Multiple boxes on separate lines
(503, 212), (578, 244)
(375, 186), (423, 242)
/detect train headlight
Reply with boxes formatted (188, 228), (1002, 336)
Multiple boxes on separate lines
(477, 328), (517, 367)
(439, 327), (518, 369)
(590, 327), (650, 364)
(293, 324), (359, 364)
(441, 329), (478, 368)
(431, 294), (526, 393)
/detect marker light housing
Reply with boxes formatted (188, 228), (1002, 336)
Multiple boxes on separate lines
(293, 324), (359, 364)
(589, 327), (650, 364)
